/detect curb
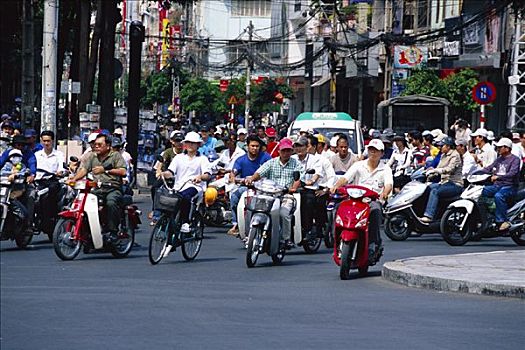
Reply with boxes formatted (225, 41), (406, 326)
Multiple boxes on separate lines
(382, 252), (525, 299)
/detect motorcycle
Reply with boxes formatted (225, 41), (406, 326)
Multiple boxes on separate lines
(383, 168), (460, 241)
(440, 172), (525, 246)
(33, 169), (75, 241)
(0, 171), (33, 248)
(245, 178), (295, 267)
(203, 163), (233, 227)
(52, 177), (141, 260)
(332, 185), (382, 280)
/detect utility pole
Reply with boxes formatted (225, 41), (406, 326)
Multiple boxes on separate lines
(172, 63), (180, 115)
(127, 21), (145, 184)
(22, 0), (35, 128)
(41, 0), (58, 134)
(245, 20), (254, 129)
(508, 14), (525, 130)
(329, 2), (338, 111)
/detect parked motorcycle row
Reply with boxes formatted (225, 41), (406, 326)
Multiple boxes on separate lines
(383, 168), (525, 246)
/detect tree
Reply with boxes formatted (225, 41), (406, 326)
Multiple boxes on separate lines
(141, 70), (172, 108)
(443, 68), (479, 118)
(251, 78), (294, 116)
(401, 68), (479, 119)
(180, 77), (225, 117)
(401, 70), (446, 97)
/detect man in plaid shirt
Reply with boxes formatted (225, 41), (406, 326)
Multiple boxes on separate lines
(246, 138), (302, 248)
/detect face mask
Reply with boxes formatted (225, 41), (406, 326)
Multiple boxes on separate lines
(10, 156), (22, 165)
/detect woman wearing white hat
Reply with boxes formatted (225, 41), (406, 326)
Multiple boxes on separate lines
(161, 131), (212, 250)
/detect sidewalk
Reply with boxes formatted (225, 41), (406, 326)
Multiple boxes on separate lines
(382, 250), (525, 299)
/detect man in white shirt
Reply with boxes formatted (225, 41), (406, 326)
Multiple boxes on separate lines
(471, 128), (497, 169)
(34, 130), (65, 224)
(210, 133), (245, 191)
(331, 139), (393, 255)
(162, 132), (212, 237)
(455, 139), (477, 183)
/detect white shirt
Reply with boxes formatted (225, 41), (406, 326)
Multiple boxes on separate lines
(213, 147), (245, 170)
(476, 143), (497, 168)
(343, 160), (393, 195)
(34, 148), (65, 179)
(316, 154), (336, 188)
(387, 148), (412, 177)
(167, 152), (211, 192)
(292, 153), (323, 189)
(511, 143), (525, 169)
(461, 151), (477, 179)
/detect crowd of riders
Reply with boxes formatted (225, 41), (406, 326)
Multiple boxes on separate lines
(3, 110), (525, 252)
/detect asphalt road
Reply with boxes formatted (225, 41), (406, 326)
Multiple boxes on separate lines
(1, 194), (524, 350)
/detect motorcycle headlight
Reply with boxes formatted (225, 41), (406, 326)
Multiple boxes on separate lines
(346, 188), (366, 199)
(73, 180), (87, 190)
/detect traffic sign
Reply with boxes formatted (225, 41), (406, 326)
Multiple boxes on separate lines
(228, 95), (238, 105)
(472, 81), (496, 105)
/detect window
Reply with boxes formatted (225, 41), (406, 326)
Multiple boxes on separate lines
(231, 0), (271, 17)
(417, 0), (429, 30)
(294, 0), (302, 12)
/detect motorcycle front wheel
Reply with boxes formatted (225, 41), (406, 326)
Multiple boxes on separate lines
(384, 214), (411, 241)
(339, 241), (355, 280)
(181, 214), (203, 261)
(148, 215), (170, 265)
(111, 215), (135, 258)
(246, 226), (263, 268)
(302, 233), (322, 253)
(271, 246), (285, 265)
(53, 218), (81, 260)
(440, 208), (472, 246)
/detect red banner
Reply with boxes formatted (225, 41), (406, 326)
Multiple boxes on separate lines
(220, 79), (229, 92)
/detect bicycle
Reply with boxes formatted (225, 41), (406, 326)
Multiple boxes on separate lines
(148, 176), (205, 265)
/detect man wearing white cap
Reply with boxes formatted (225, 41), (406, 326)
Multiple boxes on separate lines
(471, 128), (497, 168)
(236, 128), (248, 151)
(322, 136), (338, 159)
(479, 137), (521, 231)
(161, 132), (212, 249)
(331, 139), (392, 257)
(80, 132), (99, 166)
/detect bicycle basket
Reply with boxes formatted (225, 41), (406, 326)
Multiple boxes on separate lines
(154, 187), (182, 212)
(246, 194), (275, 212)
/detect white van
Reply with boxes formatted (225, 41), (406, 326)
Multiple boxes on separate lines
(287, 112), (364, 155)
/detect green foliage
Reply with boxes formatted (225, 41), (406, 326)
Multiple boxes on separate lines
(180, 77), (226, 116)
(401, 68), (479, 117)
(401, 70), (446, 97)
(251, 78), (294, 115)
(443, 68), (479, 113)
(141, 70), (172, 108)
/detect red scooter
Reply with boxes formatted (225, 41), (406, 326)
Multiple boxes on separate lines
(332, 185), (381, 280)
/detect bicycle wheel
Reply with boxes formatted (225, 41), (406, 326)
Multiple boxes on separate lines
(148, 215), (170, 265)
(181, 213), (203, 261)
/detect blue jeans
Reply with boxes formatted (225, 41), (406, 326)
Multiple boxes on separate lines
(424, 182), (463, 219)
(481, 185), (517, 223)
(179, 187), (199, 223)
(230, 186), (247, 225)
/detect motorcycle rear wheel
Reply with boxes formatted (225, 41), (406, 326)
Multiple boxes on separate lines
(53, 218), (81, 260)
(302, 233), (322, 254)
(149, 215), (170, 265)
(181, 214), (203, 261)
(111, 215), (135, 258)
(384, 214), (411, 241)
(246, 226), (263, 268)
(440, 208), (472, 246)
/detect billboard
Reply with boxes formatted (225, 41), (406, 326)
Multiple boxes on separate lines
(393, 45), (428, 69)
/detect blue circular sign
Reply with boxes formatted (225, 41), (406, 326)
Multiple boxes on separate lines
(472, 82), (496, 105)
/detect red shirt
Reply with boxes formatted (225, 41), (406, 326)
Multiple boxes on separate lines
(267, 141), (280, 158)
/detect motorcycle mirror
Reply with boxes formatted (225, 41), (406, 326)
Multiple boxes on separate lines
(305, 168), (315, 175)
(156, 155), (164, 163)
(70, 156), (79, 163)
(293, 171), (301, 182)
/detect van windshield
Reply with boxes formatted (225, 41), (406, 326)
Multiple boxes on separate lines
(291, 128), (358, 154)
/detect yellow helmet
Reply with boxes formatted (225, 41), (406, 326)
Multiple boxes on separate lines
(204, 187), (218, 206)
(315, 134), (326, 144)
